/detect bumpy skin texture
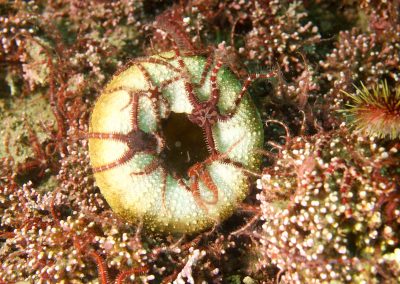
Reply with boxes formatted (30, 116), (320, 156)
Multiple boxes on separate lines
(89, 52), (263, 234)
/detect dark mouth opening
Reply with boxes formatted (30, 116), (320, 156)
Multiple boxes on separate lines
(160, 112), (209, 178)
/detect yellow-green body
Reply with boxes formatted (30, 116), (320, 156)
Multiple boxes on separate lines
(89, 52), (263, 233)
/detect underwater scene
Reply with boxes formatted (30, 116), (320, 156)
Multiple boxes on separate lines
(0, 0), (399, 283)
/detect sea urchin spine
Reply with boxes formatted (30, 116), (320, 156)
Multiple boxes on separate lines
(342, 80), (400, 139)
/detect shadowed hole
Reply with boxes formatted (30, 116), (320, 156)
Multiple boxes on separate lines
(161, 112), (209, 178)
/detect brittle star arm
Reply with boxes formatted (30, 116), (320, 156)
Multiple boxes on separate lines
(89, 144), (135, 173)
(218, 72), (277, 121)
(198, 169), (219, 205)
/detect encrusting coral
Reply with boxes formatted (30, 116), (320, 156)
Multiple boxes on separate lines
(257, 127), (400, 283)
(319, 0), (400, 120)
